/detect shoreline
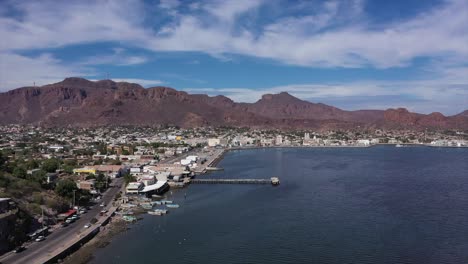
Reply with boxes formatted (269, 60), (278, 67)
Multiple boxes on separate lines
(61, 218), (129, 264)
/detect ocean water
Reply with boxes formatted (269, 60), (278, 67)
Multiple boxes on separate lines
(91, 146), (468, 264)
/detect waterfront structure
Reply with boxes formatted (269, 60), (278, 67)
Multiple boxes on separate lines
(126, 182), (144, 194)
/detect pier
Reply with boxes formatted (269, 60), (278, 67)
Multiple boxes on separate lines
(190, 177), (280, 185)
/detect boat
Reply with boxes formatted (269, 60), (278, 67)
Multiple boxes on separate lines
(271, 177), (280, 186)
(148, 210), (162, 216)
(154, 209), (168, 214)
(161, 200), (173, 204)
(141, 203), (153, 210)
(122, 215), (137, 222)
(148, 209), (168, 215)
(396, 144), (403, 147)
(166, 204), (180, 208)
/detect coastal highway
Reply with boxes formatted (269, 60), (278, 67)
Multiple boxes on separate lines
(0, 178), (123, 264)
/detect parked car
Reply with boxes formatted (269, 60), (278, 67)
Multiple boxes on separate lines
(100, 203), (106, 207)
(35, 236), (45, 242)
(79, 209), (86, 214)
(61, 222), (69, 227)
(13, 246), (26, 253)
(84, 224), (91, 228)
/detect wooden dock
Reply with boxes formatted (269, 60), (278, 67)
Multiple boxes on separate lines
(190, 177), (280, 185)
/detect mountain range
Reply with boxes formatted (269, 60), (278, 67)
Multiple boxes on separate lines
(0, 77), (467, 130)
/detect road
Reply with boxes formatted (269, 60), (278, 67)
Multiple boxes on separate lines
(0, 178), (123, 264)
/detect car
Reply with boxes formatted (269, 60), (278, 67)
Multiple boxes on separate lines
(35, 236), (45, 242)
(79, 209), (86, 214)
(99, 203), (106, 207)
(13, 246), (26, 253)
(84, 224), (91, 228)
(71, 215), (79, 219)
(61, 222), (69, 227)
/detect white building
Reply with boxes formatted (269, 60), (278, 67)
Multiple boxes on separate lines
(275, 135), (283, 145)
(126, 182), (144, 194)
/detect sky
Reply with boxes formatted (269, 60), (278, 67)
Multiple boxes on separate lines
(0, 0), (467, 115)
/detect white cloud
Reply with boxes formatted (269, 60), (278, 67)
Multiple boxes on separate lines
(0, 52), (90, 90)
(1, 0), (467, 68)
(78, 48), (148, 66)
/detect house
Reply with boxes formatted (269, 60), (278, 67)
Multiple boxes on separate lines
(27, 168), (41, 175)
(130, 167), (142, 175)
(77, 180), (96, 192)
(73, 167), (97, 175)
(45, 173), (58, 184)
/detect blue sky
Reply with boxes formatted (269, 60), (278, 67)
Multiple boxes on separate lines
(0, 0), (467, 114)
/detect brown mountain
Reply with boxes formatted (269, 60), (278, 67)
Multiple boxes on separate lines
(0, 78), (467, 130)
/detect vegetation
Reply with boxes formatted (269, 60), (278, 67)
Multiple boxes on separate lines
(41, 158), (60, 173)
(55, 179), (78, 199)
(123, 173), (136, 185)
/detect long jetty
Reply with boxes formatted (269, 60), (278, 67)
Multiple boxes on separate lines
(191, 177), (280, 185)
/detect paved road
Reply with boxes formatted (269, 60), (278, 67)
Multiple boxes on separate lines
(0, 178), (123, 264)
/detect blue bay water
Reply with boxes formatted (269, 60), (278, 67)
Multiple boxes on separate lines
(91, 146), (468, 264)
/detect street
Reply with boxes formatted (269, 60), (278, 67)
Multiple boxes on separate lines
(0, 178), (123, 264)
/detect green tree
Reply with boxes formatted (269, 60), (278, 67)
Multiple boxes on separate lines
(62, 165), (74, 174)
(42, 158), (60, 173)
(95, 173), (108, 191)
(28, 170), (46, 186)
(26, 159), (39, 170)
(0, 151), (6, 168)
(13, 166), (27, 179)
(55, 179), (78, 199)
(123, 173), (136, 185)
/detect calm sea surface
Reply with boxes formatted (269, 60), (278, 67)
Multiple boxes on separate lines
(91, 146), (468, 264)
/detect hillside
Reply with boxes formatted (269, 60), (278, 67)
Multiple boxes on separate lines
(0, 78), (467, 130)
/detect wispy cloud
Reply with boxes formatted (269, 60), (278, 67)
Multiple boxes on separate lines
(78, 48), (149, 66)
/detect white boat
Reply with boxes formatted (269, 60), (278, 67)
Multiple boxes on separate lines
(166, 204), (179, 208)
(148, 210), (162, 216)
(395, 144), (403, 147)
(154, 209), (168, 214)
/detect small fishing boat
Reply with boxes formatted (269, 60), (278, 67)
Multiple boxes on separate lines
(154, 209), (168, 214)
(141, 204), (153, 210)
(161, 200), (173, 204)
(166, 204), (180, 208)
(148, 210), (162, 216)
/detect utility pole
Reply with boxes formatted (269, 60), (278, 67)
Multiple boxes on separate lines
(72, 190), (76, 209)
(41, 207), (44, 229)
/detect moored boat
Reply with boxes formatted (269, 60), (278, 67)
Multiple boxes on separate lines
(166, 204), (180, 208)
(148, 210), (162, 216)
